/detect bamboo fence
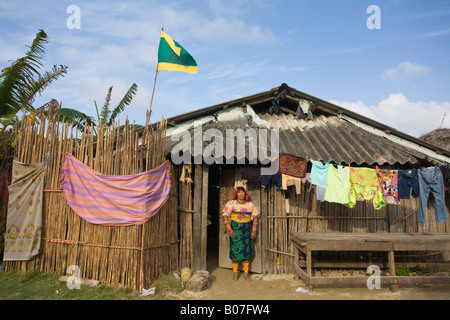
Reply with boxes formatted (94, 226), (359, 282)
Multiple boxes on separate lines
(3, 110), (178, 290)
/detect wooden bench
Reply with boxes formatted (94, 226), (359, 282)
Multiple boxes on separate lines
(291, 232), (450, 291)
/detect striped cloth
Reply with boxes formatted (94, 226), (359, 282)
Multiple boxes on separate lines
(60, 154), (171, 226)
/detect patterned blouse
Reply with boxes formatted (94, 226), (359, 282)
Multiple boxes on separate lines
(223, 200), (259, 223)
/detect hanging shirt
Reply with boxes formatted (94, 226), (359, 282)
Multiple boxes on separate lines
(324, 164), (350, 204)
(281, 173), (302, 194)
(376, 166), (399, 205)
(261, 172), (282, 188)
(347, 167), (385, 210)
(310, 161), (329, 186)
(440, 165), (450, 193)
(279, 153), (308, 178)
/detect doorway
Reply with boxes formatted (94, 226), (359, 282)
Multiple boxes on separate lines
(206, 164), (221, 269)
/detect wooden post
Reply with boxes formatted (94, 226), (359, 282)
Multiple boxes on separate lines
(388, 249), (398, 291)
(293, 246), (299, 281)
(200, 164), (209, 270)
(306, 246), (313, 291)
(193, 164), (202, 271)
(261, 183), (268, 274)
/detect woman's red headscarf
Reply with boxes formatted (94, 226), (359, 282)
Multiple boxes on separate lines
(232, 186), (251, 202)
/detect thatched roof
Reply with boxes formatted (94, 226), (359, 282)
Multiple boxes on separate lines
(420, 128), (450, 152)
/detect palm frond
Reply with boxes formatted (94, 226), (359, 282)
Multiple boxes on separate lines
(18, 64), (67, 112)
(107, 83), (138, 127)
(100, 86), (113, 124)
(58, 107), (96, 132)
(0, 29), (49, 120)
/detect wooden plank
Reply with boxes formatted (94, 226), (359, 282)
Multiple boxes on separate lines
(305, 276), (450, 288)
(307, 240), (394, 251)
(306, 248), (312, 277)
(298, 261), (450, 269)
(247, 178), (262, 273)
(293, 247), (299, 281)
(261, 182), (268, 274)
(388, 251), (396, 276)
(200, 163), (208, 270)
(293, 263), (310, 286)
(192, 164), (202, 271)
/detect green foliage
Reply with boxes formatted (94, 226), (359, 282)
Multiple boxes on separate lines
(387, 268), (410, 276)
(0, 271), (185, 300)
(0, 29), (67, 130)
(94, 83), (139, 136)
(0, 29), (139, 142)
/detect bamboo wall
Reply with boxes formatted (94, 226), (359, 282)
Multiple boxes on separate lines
(3, 111), (179, 290)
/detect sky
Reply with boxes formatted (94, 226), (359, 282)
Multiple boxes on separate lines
(1, 0), (450, 138)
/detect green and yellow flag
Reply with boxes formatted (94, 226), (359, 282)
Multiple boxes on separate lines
(157, 31), (198, 74)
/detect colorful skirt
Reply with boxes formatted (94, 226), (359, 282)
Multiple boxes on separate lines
(229, 220), (254, 262)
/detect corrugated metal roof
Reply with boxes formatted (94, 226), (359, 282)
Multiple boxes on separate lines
(164, 105), (437, 165)
(148, 83), (450, 165)
(259, 112), (422, 165)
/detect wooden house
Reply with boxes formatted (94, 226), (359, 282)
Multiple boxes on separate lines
(159, 83), (450, 275)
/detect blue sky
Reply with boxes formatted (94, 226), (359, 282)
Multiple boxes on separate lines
(1, 0), (449, 138)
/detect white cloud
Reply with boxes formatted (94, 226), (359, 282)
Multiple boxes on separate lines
(329, 93), (450, 137)
(382, 61), (432, 82)
(420, 28), (450, 39)
(206, 0), (271, 18)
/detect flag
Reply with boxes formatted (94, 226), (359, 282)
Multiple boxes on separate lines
(157, 31), (198, 74)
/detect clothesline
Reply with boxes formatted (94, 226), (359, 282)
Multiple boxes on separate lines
(256, 152), (449, 224)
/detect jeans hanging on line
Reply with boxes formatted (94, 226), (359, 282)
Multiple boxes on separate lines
(417, 167), (448, 224)
(398, 169), (419, 199)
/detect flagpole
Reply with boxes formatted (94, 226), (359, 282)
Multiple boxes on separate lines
(148, 67), (158, 119)
(148, 27), (163, 119)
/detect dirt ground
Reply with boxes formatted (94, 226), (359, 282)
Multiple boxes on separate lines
(179, 257), (450, 300)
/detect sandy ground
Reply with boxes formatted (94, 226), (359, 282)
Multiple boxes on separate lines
(179, 257), (450, 300)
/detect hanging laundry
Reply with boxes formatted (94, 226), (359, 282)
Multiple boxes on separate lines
(324, 164), (350, 204)
(417, 167), (448, 224)
(398, 169), (419, 199)
(316, 185), (327, 202)
(347, 167), (385, 210)
(440, 165), (450, 194)
(279, 153), (308, 178)
(302, 172), (311, 186)
(3, 161), (45, 261)
(281, 173), (302, 194)
(310, 161), (329, 186)
(310, 160), (329, 202)
(261, 172), (282, 188)
(296, 99), (314, 120)
(235, 167), (261, 189)
(60, 154), (171, 226)
(240, 167), (261, 181)
(376, 166), (399, 205)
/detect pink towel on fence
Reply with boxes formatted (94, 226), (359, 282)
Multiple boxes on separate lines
(60, 154), (171, 226)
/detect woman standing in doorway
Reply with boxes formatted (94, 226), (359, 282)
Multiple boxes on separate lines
(223, 186), (259, 282)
